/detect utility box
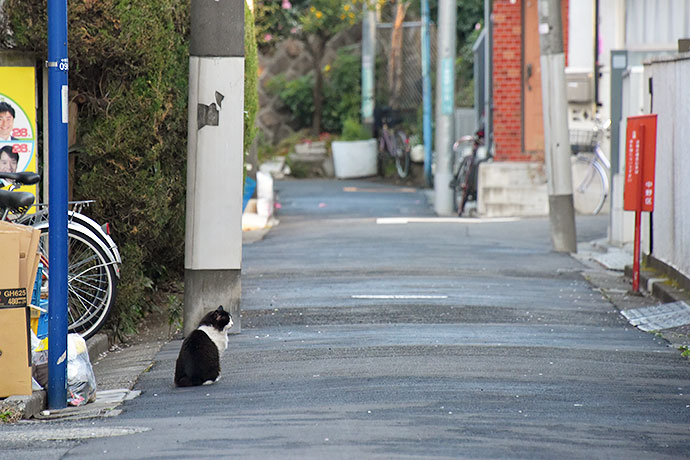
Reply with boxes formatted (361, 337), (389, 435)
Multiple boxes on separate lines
(565, 71), (594, 102)
(0, 222), (41, 397)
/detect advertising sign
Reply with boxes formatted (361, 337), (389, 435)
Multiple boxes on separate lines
(0, 66), (38, 198)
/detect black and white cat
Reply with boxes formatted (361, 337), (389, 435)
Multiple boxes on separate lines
(174, 305), (233, 387)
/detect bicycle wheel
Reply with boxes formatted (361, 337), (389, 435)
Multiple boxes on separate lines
(376, 135), (387, 176)
(17, 210), (121, 278)
(38, 225), (117, 340)
(571, 154), (607, 215)
(394, 131), (411, 179)
(454, 156), (474, 216)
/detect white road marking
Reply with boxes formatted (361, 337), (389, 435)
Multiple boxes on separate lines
(376, 217), (520, 224)
(352, 295), (449, 299)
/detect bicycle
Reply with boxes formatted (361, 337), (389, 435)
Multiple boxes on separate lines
(1, 171), (120, 339)
(569, 118), (611, 215)
(376, 108), (411, 179)
(450, 126), (488, 216)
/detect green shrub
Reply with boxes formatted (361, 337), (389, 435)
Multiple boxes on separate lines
(340, 118), (371, 141)
(244, 4), (259, 152)
(322, 46), (361, 133)
(3, 0), (258, 338)
(4, 0), (190, 336)
(267, 46), (362, 135)
(266, 74), (315, 129)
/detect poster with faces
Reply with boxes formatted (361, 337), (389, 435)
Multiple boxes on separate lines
(0, 66), (37, 195)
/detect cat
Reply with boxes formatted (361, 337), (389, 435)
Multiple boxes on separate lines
(174, 305), (233, 387)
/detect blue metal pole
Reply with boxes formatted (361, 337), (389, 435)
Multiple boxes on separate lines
(47, 0), (69, 410)
(421, 0), (433, 187)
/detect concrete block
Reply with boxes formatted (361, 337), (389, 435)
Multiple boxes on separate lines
(478, 162), (549, 217)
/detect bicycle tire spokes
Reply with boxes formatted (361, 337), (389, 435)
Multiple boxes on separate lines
(36, 227), (116, 339)
(572, 155), (608, 215)
(394, 131), (410, 179)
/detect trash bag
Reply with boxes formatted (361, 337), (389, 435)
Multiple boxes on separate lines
(31, 330), (49, 389)
(67, 333), (97, 406)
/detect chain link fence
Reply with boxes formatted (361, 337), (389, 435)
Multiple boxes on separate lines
(375, 10), (437, 123)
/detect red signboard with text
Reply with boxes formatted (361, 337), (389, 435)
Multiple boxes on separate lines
(624, 114), (657, 212)
(623, 114), (657, 292)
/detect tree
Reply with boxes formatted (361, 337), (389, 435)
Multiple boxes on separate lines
(256, 0), (367, 135)
(388, 1), (411, 109)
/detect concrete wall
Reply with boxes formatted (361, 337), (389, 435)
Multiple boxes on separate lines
(644, 54), (690, 279)
(609, 66), (644, 246)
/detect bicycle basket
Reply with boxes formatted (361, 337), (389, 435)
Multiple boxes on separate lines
(569, 129), (597, 154)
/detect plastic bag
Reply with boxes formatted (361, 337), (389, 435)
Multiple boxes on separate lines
(30, 330), (45, 390)
(31, 331), (49, 389)
(67, 333), (97, 406)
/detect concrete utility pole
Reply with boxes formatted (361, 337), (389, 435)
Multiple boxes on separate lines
(537, 0), (576, 252)
(433, 0), (456, 216)
(185, 0), (245, 336)
(361, 2), (376, 135)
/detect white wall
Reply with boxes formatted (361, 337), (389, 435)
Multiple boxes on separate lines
(567, 0), (595, 71)
(644, 55), (690, 279)
(609, 66), (644, 246)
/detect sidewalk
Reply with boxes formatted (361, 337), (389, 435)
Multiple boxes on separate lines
(0, 228), (273, 422)
(576, 237), (690, 348)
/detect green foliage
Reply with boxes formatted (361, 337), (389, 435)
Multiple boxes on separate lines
(407, 0), (484, 47)
(4, 0), (190, 335)
(4, 1), (261, 336)
(456, 26), (481, 107)
(167, 293), (183, 334)
(266, 73), (315, 128)
(299, 0), (362, 36)
(680, 346), (690, 359)
(267, 47), (362, 134)
(244, 4), (259, 152)
(322, 47), (362, 132)
(261, 128), (310, 160)
(254, 0), (304, 52)
(255, 0), (376, 51)
(340, 118), (370, 141)
(0, 408), (21, 424)
(256, 0), (367, 133)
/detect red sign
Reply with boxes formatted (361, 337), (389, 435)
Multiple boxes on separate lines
(623, 114), (657, 212)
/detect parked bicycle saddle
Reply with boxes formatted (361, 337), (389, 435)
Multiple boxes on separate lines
(0, 171), (41, 185)
(0, 189), (34, 209)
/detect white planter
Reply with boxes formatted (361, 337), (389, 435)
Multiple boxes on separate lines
(331, 139), (377, 179)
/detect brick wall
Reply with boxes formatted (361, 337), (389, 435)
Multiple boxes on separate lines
(492, 0), (524, 162)
(491, 0), (569, 163)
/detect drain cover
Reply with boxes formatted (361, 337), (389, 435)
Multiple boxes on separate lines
(621, 301), (690, 331)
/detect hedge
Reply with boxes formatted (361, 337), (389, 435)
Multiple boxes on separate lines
(4, 0), (258, 337)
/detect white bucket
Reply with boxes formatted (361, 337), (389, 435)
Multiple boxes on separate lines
(331, 139), (377, 179)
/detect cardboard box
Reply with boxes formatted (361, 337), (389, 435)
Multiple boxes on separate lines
(0, 221), (40, 296)
(0, 307), (32, 396)
(0, 222), (41, 397)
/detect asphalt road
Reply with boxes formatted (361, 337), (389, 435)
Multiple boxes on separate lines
(2, 178), (689, 459)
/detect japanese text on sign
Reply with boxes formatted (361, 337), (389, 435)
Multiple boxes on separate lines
(623, 115), (657, 212)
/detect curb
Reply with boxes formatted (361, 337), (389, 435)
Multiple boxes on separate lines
(628, 265), (690, 306)
(1, 332), (111, 421)
(626, 265), (690, 348)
